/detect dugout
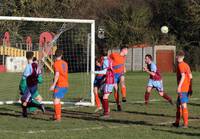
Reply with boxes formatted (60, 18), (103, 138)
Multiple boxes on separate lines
(110, 45), (176, 73)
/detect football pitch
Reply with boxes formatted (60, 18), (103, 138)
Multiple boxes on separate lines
(0, 72), (200, 139)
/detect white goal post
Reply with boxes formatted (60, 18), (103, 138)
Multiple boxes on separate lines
(0, 16), (95, 106)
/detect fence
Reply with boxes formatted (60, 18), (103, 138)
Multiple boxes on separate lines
(110, 47), (154, 71)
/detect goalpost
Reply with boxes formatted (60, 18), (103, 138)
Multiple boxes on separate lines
(0, 16), (95, 106)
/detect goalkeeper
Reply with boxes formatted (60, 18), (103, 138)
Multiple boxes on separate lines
(19, 54), (45, 117)
(19, 72), (43, 113)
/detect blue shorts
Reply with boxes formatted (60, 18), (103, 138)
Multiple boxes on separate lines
(147, 79), (164, 92)
(94, 76), (105, 88)
(114, 73), (123, 84)
(177, 92), (189, 105)
(54, 86), (68, 99)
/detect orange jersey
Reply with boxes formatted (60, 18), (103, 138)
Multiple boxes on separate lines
(177, 62), (191, 92)
(54, 59), (69, 87)
(109, 52), (126, 74)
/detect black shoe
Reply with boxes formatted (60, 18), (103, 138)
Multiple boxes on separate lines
(22, 112), (28, 118)
(117, 104), (122, 111)
(172, 122), (179, 128)
(22, 106), (28, 117)
(122, 97), (126, 102)
(169, 100), (174, 105)
(40, 104), (45, 113)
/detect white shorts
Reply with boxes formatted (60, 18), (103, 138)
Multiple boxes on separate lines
(103, 84), (114, 94)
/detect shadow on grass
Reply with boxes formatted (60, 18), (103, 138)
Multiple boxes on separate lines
(152, 128), (200, 137)
(57, 109), (155, 127)
(0, 107), (21, 117)
(189, 102), (200, 107)
(125, 110), (174, 118)
(39, 107), (155, 126)
(125, 110), (200, 120)
(0, 106), (50, 121)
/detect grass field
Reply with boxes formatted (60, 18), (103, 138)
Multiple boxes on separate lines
(0, 72), (200, 139)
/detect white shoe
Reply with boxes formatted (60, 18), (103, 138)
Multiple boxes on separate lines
(94, 107), (102, 113)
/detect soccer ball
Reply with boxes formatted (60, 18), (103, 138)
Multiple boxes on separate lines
(161, 26), (169, 34)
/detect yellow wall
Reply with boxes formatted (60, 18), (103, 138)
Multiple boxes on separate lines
(0, 46), (57, 59)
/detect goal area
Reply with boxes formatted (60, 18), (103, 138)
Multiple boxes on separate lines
(0, 16), (95, 106)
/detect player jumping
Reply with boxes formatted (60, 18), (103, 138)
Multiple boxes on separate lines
(143, 54), (173, 105)
(109, 46), (128, 111)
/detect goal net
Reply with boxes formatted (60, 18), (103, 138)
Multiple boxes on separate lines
(0, 16), (95, 106)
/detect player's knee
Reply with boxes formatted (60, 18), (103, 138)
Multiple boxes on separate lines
(146, 87), (152, 93)
(93, 87), (98, 94)
(121, 84), (126, 88)
(181, 103), (187, 108)
(103, 94), (109, 99)
(36, 97), (42, 102)
(145, 91), (150, 94)
(120, 76), (125, 81)
(35, 95), (42, 101)
(159, 92), (164, 96)
(145, 89), (151, 94)
(114, 84), (118, 90)
(54, 98), (61, 104)
(120, 80), (125, 85)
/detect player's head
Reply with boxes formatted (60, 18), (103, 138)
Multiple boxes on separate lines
(145, 54), (153, 64)
(176, 50), (185, 63)
(26, 51), (34, 60)
(100, 48), (108, 57)
(120, 46), (128, 56)
(95, 57), (101, 66)
(33, 57), (37, 62)
(55, 49), (63, 59)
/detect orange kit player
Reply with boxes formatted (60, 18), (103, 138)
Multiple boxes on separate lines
(109, 46), (128, 111)
(173, 50), (192, 128)
(50, 49), (69, 121)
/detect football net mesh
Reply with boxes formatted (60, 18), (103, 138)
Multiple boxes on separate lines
(0, 17), (95, 106)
